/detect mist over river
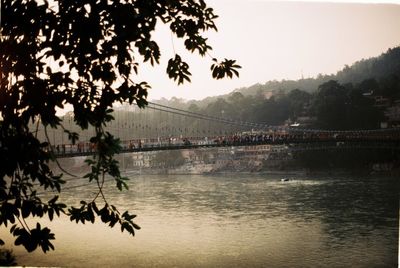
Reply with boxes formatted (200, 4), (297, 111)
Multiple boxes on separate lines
(1, 174), (398, 267)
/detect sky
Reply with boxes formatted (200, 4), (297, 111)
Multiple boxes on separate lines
(137, 0), (400, 101)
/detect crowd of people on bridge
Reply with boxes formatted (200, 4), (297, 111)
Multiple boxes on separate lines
(50, 129), (400, 156)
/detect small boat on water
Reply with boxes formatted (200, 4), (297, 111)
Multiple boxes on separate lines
(281, 178), (290, 182)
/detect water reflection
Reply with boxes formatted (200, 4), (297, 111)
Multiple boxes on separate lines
(2, 174), (398, 267)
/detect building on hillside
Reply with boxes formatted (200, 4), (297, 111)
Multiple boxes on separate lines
(384, 99), (400, 127)
(131, 152), (157, 168)
(132, 153), (144, 168)
(295, 116), (317, 127)
(363, 93), (390, 109)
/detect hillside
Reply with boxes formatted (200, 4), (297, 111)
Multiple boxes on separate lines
(234, 46), (400, 97)
(152, 46), (400, 108)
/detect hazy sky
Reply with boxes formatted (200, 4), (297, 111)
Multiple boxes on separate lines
(137, 0), (400, 101)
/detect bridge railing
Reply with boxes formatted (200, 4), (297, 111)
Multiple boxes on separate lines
(52, 130), (400, 158)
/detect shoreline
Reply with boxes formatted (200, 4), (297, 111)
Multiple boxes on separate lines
(120, 168), (400, 177)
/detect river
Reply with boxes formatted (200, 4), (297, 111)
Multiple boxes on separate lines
(1, 173), (399, 267)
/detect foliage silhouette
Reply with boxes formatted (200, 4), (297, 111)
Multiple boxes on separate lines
(0, 0), (240, 253)
(0, 247), (17, 266)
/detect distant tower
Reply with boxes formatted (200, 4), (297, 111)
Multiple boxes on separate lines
(301, 69), (304, 80)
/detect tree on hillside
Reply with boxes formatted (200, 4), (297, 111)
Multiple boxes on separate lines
(346, 85), (382, 129)
(378, 74), (400, 100)
(0, 0), (240, 253)
(252, 96), (290, 126)
(311, 80), (383, 130)
(205, 97), (232, 117)
(358, 78), (379, 94)
(312, 80), (348, 130)
(286, 89), (311, 121)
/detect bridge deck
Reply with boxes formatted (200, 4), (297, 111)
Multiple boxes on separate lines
(54, 139), (400, 158)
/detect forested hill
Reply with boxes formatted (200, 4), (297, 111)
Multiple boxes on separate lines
(336, 46), (400, 84)
(140, 45), (400, 132)
(233, 46), (400, 97)
(152, 46), (400, 109)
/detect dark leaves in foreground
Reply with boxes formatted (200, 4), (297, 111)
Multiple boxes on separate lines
(13, 223), (55, 253)
(211, 59), (241, 79)
(0, 247), (17, 266)
(68, 202), (140, 236)
(0, 0), (239, 253)
(167, 55), (192, 85)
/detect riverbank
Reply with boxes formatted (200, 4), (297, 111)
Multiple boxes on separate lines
(51, 153), (400, 177)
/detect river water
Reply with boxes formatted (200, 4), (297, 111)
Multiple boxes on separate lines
(2, 173), (399, 267)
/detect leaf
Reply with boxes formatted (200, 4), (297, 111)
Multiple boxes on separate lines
(166, 55), (192, 85)
(91, 202), (99, 214)
(10, 224), (17, 233)
(87, 203), (95, 223)
(21, 201), (32, 218)
(48, 195), (59, 204)
(132, 223), (141, 230)
(210, 59), (241, 80)
(48, 209), (54, 221)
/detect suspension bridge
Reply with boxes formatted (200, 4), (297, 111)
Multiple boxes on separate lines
(32, 102), (400, 158)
